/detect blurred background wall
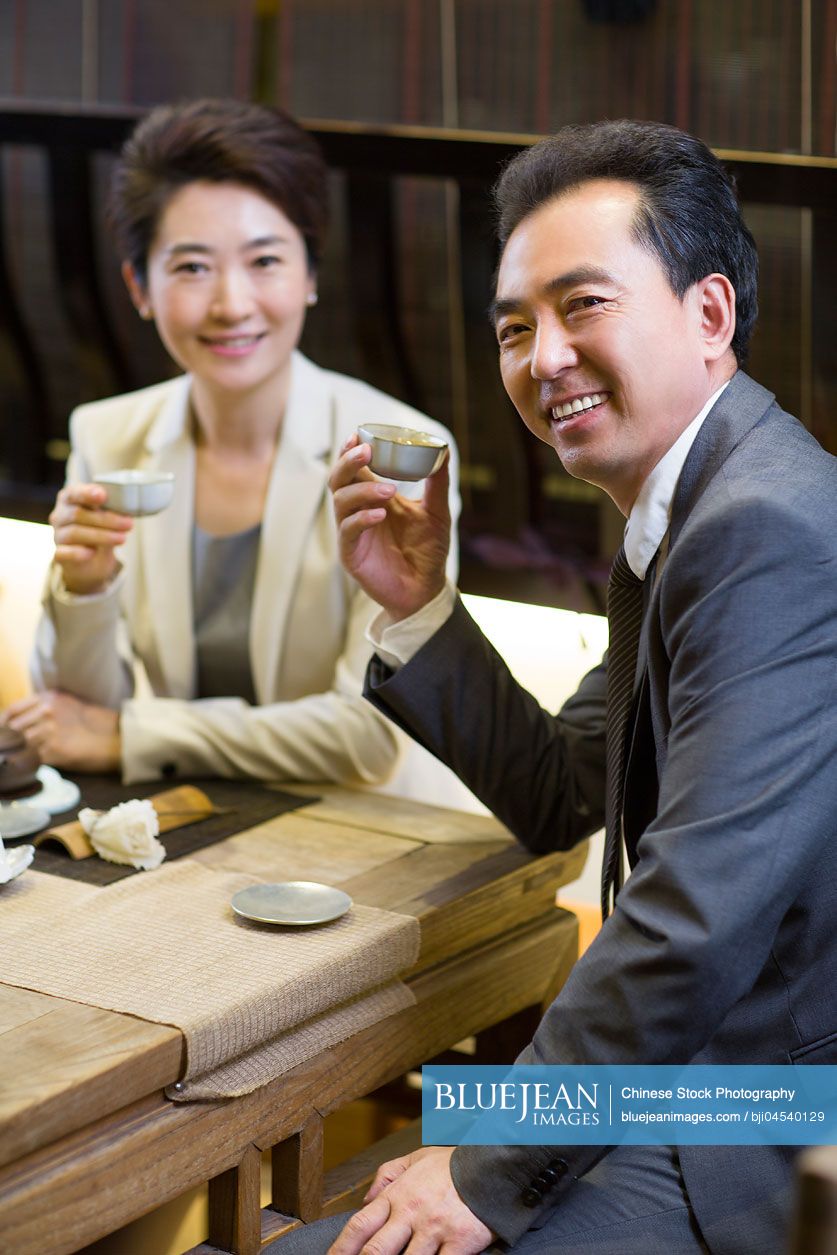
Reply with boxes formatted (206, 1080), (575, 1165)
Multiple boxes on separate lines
(0, 0), (835, 615)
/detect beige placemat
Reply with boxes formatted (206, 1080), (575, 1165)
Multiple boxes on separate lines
(0, 869), (97, 944)
(0, 860), (419, 1099)
(169, 981), (413, 1101)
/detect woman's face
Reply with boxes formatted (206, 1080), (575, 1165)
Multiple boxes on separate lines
(125, 180), (315, 401)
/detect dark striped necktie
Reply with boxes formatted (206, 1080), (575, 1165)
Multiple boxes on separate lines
(602, 543), (645, 920)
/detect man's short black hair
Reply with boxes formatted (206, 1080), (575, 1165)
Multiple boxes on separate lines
(493, 119), (758, 365)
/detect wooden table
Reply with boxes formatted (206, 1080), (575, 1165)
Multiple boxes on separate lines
(0, 786), (586, 1255)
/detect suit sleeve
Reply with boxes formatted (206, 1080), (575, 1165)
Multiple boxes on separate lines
(366, 595), (607, 854)
(403, 494), (836, 1244)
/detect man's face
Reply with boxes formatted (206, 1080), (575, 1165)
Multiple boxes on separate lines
(493, 180), (722, 515)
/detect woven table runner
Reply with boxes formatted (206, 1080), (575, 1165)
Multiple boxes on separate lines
(0, 860), (419, 1099)
(0, 869), (97, 945)
(30, 775), (317, 885)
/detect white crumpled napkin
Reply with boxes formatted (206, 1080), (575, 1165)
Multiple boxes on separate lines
(79, 798), (166, 870)
(0, 834), (35, 883)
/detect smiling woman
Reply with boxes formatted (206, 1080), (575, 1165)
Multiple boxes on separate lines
(9, 99), (459, 787)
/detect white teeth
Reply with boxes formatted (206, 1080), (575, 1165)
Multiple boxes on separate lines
(552, 394), (604, 420)
(210, 337), (258, 347)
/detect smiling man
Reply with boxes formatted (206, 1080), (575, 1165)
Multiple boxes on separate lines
(274, 121), (837, 1255)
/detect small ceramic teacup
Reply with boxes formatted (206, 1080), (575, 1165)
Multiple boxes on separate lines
(93, 470), (175, 517)
(357, 424), (448, 482)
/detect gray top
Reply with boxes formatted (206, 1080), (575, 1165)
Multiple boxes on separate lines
(192, 523), (261, 704)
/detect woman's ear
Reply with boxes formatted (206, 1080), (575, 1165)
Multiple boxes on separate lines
(697, 273), (736, 364)
(122, 261), (153, 320)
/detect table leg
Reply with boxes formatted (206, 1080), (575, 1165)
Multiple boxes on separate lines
(272, 1112), (324, 1222)
(208, 1142), (262, 1255)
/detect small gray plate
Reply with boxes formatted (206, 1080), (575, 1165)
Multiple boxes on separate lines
(0, 803), (50, 839)
(231, 881), (352, 927)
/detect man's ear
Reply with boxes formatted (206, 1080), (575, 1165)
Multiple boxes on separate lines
(122, 261), (153, 320)
(697, 273), (736, 363)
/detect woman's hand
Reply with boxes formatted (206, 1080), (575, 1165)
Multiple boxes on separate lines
(329, 434), (451, 622)
(4, 691), (121, 773)
(49, 484), (133, 595)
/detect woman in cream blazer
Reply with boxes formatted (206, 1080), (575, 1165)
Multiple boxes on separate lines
(30, 352), (458, 784)
(11, 99), (459, 786)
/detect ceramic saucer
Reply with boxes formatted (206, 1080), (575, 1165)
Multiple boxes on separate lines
(231, 881), (352, 926)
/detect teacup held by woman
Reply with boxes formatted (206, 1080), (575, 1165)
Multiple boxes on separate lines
(93, 470), (175, 517)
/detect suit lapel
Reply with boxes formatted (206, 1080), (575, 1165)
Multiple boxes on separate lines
(669, 371), (775, 547)
(139, 376), (197, 699)
(250, 353), (332, 703)
(623, 372), (777, 853)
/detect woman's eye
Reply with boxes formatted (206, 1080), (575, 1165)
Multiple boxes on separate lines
(253, 254), (281, 269)
(173, 261), (207, 275)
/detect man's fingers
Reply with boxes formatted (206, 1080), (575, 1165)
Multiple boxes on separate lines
(338, 507), (388, 547)
(329, 441), (374, 492)
(364, 1154), (411, 1202)
(328, 1196), (396, 1255)
(332, 479), (396, 524)
(423, 455), (451, 521)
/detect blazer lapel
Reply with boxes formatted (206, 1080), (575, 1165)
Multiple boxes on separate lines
(140, 376), (197, 699)
(251, 353), (332, 703)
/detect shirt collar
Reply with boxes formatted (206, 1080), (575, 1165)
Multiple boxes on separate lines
(623, 381), (730, 579)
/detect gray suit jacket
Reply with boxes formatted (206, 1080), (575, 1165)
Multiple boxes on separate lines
(366, 372), (837, 1254)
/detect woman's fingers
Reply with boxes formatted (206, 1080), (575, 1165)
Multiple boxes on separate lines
(50, 484), (133, 536)
(53, 523), (130, 550)
(5, 701), (48, 734)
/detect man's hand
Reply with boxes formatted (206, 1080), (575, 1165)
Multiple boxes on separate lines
(328, 1146), (495, 1255)
(4, 691), (121, 772)
(50, 483), (133, 596)
(329, 434), (451, 622)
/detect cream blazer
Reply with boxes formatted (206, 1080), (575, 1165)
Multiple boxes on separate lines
(32, 352), (460, 785)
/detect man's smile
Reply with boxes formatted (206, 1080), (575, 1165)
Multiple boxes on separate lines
(550, 392), (608, 422)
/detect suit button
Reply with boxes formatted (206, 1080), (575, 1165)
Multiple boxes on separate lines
(521, 1186), (543, 1207)
(536, 1168), (559, 1189)
(548, 1158), (569, 1177)
(160, 761), (177, 778)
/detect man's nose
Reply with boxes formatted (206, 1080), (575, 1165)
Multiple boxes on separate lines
(530, 321), (579, 380)
(210, 269), (255, 321)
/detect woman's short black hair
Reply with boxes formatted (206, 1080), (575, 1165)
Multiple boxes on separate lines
(109, 98), (328, 280)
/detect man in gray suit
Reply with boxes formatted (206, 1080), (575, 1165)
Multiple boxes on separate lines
(278, 122), (837, 1254)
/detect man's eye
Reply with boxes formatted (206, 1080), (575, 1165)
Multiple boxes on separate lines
(568, 295), (605, 312)
(174, 261), (207, 275)
(497, 323), (529, 344)
(253, 254), (281, 268)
